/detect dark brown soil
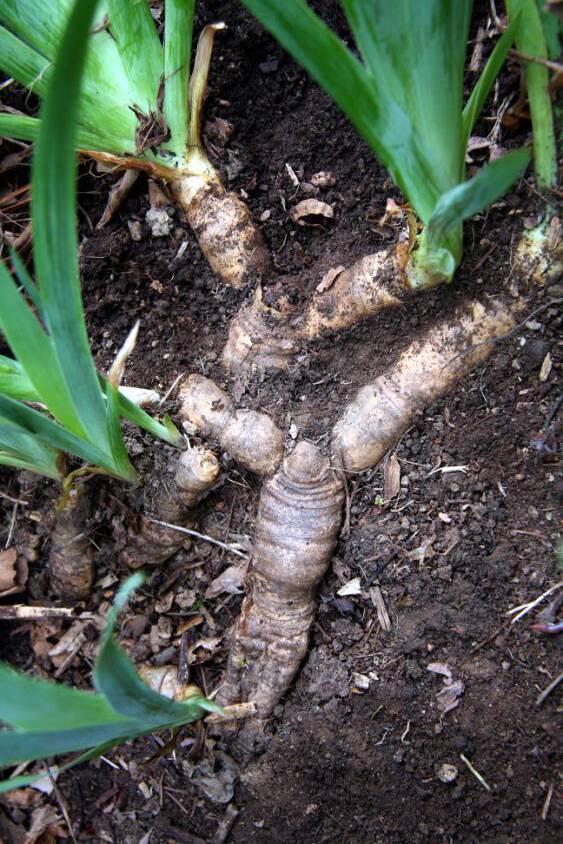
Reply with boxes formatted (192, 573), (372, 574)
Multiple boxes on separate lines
(1, 3), (561, 843)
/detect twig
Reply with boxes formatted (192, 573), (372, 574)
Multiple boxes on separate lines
(460, 754), (491, 792)
(4, 502), (18, 549)
(536, 672), (563, 707)
(507, 581), (563, 624)
(0, 605), (76, 620)
(147, 518), (247, 558)
(541, 783), (554, 821)
(210, 803), (239, 844)
(510, 49), (563, 75)
(46, 767), (77, 844)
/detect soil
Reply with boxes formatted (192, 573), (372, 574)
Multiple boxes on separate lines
(0, 2), (561, 843)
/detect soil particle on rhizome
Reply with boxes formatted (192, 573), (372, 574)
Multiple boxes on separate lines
(0, 1), (561, 842)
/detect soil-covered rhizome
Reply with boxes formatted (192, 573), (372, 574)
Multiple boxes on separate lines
(0, 2), (561, 842)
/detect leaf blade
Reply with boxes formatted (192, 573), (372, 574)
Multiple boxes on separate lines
(427, 148), (531, 245)
(163, 0), (195, 156)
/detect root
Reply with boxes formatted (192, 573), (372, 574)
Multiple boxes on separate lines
(121, 446), (219, 569)
(223, 249), (406, 375)
(216, 441), (344, 718)
(332, 297), (523, 473)
(222, 287), (298, 374)
(170, 175), (271, 288)
(49, 484), (93, 600)
(297, 250), (403, 337)
(179, 375), (284, 476)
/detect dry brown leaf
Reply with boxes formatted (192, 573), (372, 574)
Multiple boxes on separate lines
(316, 265), (345, 294)
(384, 453), (401, 501)
(427, 662), (453, 683)
(289, 199), (333, 226)
(25, 805), (67, 843)
(0, 548), (27, 597)
(96, 168), (139, 229)
(436, 679), (465, 714)
(377, 197), (404, 228)
(205, 561), (249, 599)
(148, 179), (170, 208)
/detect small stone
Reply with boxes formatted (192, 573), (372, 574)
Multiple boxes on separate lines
(145, 207), (173, 237)
(437, 763), (458, 784)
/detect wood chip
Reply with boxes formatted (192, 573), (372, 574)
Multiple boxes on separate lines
(370, 586), (392, 631)
(0, 547), (27, 597)
(383, 453), (401, 501)
(539, 352), (552, 382)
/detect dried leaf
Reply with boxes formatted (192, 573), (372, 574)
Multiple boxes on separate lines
(539, 352), (552, 382)
(289, 199), (333, 226)
(204, 117), (234, 144)
(148, 179), (169, 208)
(377, 197), (404, 228)
(185, 751), (239, 804)
(436, 679), (465, 714)
(383, 453), (401, 501)
(427, 662), (453, 683)
(0, 547), (19, 595)
(96, 168), (139, 229)
(337, 576), (362, 596)
(25, 805), (67, 843)
(316, 265), (345, 293)
(205, 561), (249, 599)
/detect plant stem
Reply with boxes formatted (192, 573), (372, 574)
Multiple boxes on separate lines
(507, 0), (557, 189)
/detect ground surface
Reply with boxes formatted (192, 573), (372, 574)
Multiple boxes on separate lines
(0, 2), (561, 843)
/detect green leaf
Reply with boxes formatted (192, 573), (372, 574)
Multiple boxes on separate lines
(0, 263), (88, 437)
(0, 724), (141, 768)
(31, 0), (111, 453)
(0, 422), (61, 479)
(0, 663), (131, 732)
(107, 0), (164, 113)
(427, 148), (531, 245)
(241, 0), (470, 225)
(94, 575), (217, 725)
(104, 381), (138, 483)
(163, 0), (195, 156)
(0, 0), (72, 60)
(535, 0), (562, 60)
(462, 18), (518, 148)
(342, 0), (472, 202)
(0, 393), (125, 476)
(507, 0), (557, 188)
(0, 23), (51, 98)
(0, 356), (39, 402)
(111, 385), (183, 447)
